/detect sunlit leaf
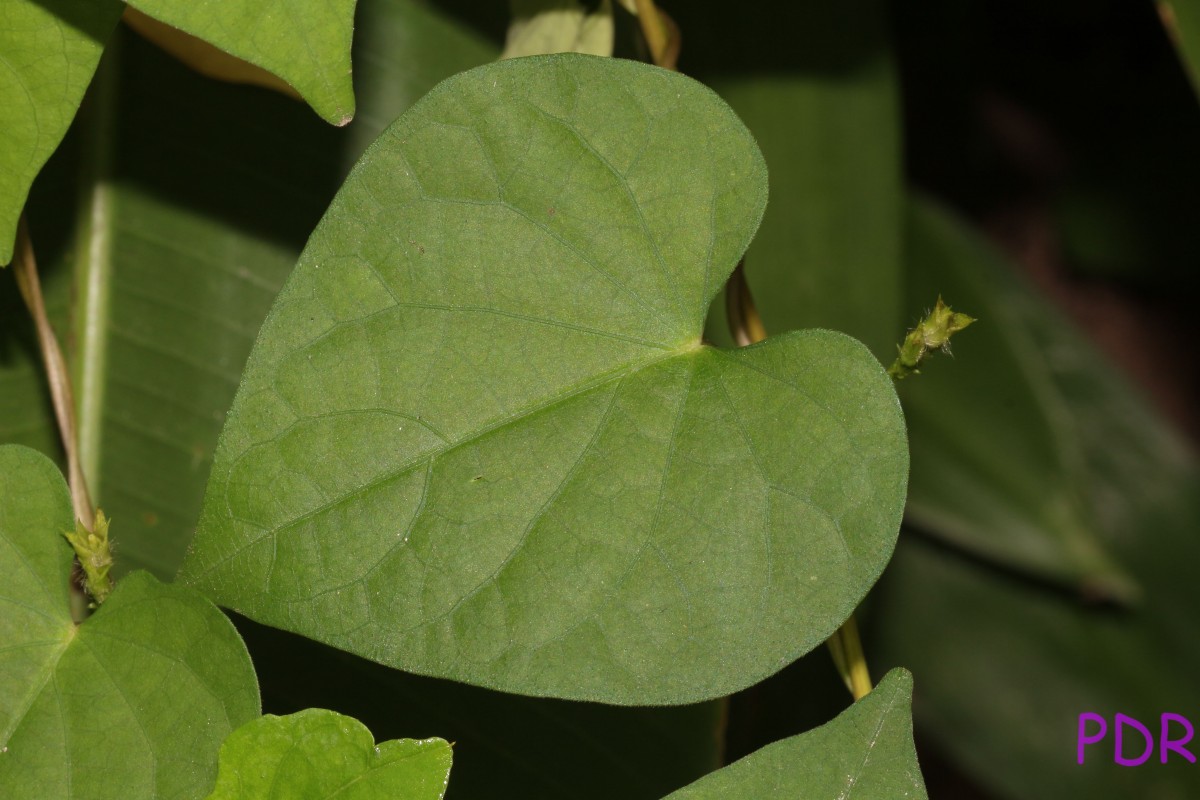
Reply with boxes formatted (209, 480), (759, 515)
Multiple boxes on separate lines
(124, 0), (358, 125)
(664, 669), (926, 800)
(206, 710), (451, 800)
(0, 0), (122, 264)
(0, 445), (259, 798)
(180, 54), (909, 704)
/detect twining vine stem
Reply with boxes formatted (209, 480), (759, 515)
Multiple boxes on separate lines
(13, 217), (96, 532)
(632, 0), (680, 69)
(632, 0), (874, 702)
(826, 615), (874, 700)
(725, 262), (766, 347)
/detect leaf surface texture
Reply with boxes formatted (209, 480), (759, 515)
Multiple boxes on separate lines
(182, 54), (908, 704)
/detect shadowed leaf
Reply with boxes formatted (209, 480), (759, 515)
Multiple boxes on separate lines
(900, 199), (1144, 599)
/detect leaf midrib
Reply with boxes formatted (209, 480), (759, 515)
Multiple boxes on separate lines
(837, 678), (902, 800)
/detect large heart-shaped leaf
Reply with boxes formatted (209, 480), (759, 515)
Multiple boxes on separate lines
(0, 445), (260, 798)
(664, 669), (926, 799)
(0, 0), (122, 264)
(125, 0), (358, 125)
(180, 53), (909, 704)
(206, 710), (451, 800)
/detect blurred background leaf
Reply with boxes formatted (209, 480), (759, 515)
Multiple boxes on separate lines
(501, 0), (615, 59)
(869, 197), (1200, 799)
(1158, 1), (1200, 96)
(696, 0), (903, 359)
(899, 199), (1142, 599)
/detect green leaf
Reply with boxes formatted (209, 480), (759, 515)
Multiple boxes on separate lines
(181, 54), (909, 704)
(0, 445), (260, 798)
(664, 669), (926, 799)
(206, 709), (451, 800)
(125, 0), (358, 125)
(872, 489), (1200, 799)
(2, 1), (496, 580)
(702, 2), (903, 359)
(900, 198), (1141, 600)
(0, 0), (122, 264)
(502, 0), (615, 59)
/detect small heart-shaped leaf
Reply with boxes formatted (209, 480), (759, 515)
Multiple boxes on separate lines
(0, 445), (259, 798)
(206, 709), (451, 800)
(664, 669), (926, 799)
(181, 54), (908, 704)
